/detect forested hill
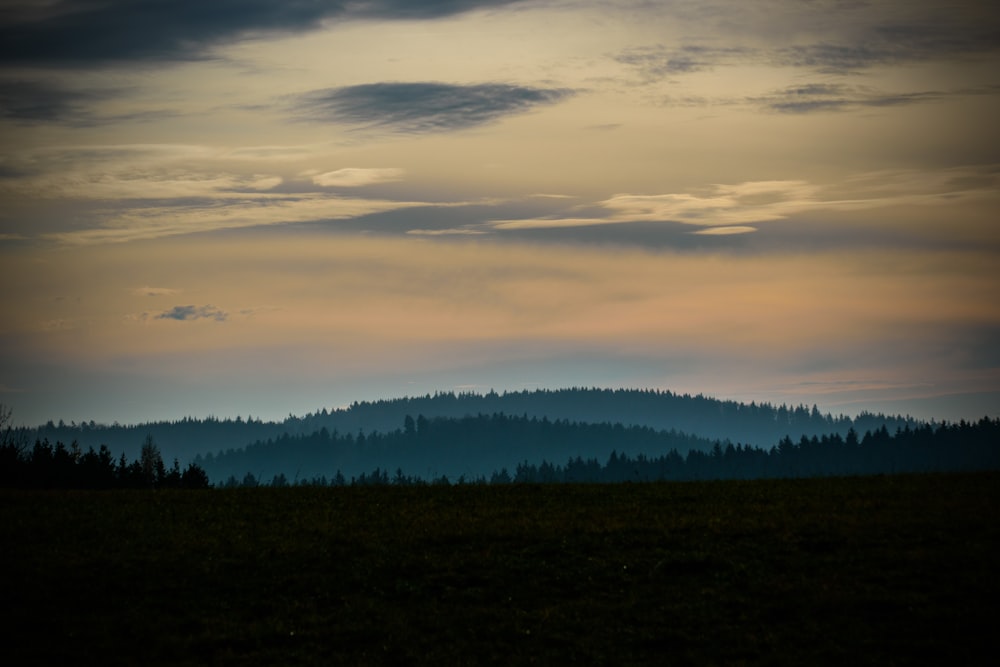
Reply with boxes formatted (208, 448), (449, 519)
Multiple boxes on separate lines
(195, 414), (1000, 488)
(296, 389), (917, 446)
(194, 413), (723, 485)
(31, 388), (920, 464)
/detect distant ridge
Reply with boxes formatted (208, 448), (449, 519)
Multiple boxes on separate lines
(288, 388), (918, 446)
(30, 387), (921, 465)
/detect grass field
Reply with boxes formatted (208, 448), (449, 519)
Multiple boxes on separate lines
(2, 473), (998, 665)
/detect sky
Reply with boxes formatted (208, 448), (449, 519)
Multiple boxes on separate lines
(1, 0), (998, 427)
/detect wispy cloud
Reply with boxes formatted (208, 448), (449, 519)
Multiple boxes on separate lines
(406, 228), (488, 236)
(15, 167), (284, 201)
(753, 83), (945, 114)
(311, 168), (404, 187)
(601, 181), (823, 225)
(2, 143), (469, 244)
(488, 169), (1000, 232)
(614, 4), (1000, 81)
(44, 194), (430, 245)
(615, 45), (754, 80)
(0, 78), (180, 126)
(130, 287), (179, 297)
(492, 181), (820, 230)
(692, 226), (757, 236)
(156, 305), (227, 322)
(0, 79), (105, 125)
(660, 83), (994, 114)
(291, 82), (575, 134)
(772, 23), (1000, 74)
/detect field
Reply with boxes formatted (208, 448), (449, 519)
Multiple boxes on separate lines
(2, 473), (998, 665)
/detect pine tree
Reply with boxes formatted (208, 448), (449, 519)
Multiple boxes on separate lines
(140, 435), (164, 488)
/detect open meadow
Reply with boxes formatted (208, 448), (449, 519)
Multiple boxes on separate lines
(2, 473), (998, 665)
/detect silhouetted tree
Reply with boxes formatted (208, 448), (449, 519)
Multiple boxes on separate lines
(160, 458), (181, 487)
(140, 435), (163, 488)
(490, 467), (512, 484)
(0, 404), (29, 485)
(180, 463), (211, 489)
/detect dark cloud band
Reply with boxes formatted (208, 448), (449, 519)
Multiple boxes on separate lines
(0, 80), (104, 124)
(0, 0), (528, 66)
(293, 82), (575, 133)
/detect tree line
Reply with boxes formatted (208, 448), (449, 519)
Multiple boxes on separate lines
(509, 418), (1000, 483)
(205, 415), (1000, 487)
(28, 387), (921, 467)
(6, 400), (995, 489)
(193, 412), (723, 485)
(287, 387), (917, 448)
(0, 432), (210, 489)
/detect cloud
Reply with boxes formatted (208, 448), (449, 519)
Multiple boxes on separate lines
(244, 176), (284, 191)
(292, 82), (575, 133)
(614, 5), (1000, 81)
(773, 22), (1000, 73)
(491, 217), (615, 231)
(406, 228), (488, 236)
(615, 45), (754, 80)
(692, 226), (757, 236)
(754, 83), (944, 114)
(609, 184), (807, 225)
(222, 145), (317, 161)
(312, 168), (404, 187)
(0, 79), (106, 125)
(487, 168), (1000, 234)
(660, 82), (988, 114)
(0, 79), (182, 126)
(621, 35), (998, 80)
(1, 142), (461, 244)
(131, 287), (179, 297)
(492, 181), (819, 230)
(600, 182), (823, 225)
(44, 194), (431, 245)
(0, 145), (291, 202)
(18, 167), (285, 201)
(0, 143), (212, 187)
(0, 0), (530, 66)
(773, 42), (896, 74)
(156, 305), (227, 322)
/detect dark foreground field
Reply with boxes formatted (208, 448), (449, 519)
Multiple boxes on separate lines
(3, 473), (998, 665)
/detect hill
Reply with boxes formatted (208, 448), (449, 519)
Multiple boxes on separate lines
(193, 412), (722, 484)
(28, 387), (919, 465)
(195, 413), (999, 487)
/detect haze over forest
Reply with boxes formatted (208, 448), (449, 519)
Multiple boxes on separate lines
(5, 388), (992, 487)
(2, 1), (998, 429)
